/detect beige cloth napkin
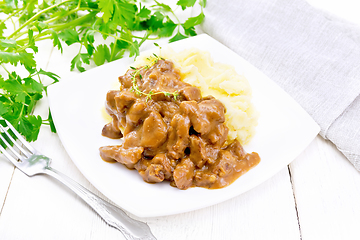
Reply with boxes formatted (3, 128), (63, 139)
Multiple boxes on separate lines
(200, 0), (360, 170)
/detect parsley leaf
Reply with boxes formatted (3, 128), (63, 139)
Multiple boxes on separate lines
(183, 12), (205, 29)
(0, 39), (17, 49)
(158, 19), (177, 38)
(177, 0), (197, 10)
(0, 22), (6, 38)
(50, 30), (63, 53)
(93, 44), (110, 66)
(169, 31), (188, 43)
(37, 69), (60, 84)
(70, 53), (86, 72)
(98, 0), (115, 23)
(58, 29), (80, 46)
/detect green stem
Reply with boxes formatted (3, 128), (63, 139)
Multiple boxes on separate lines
(0, 7), (23, 25)
(15, 104), (25, 123)
(10, 17), (16, 32)
(132, 35), (160, 41)
(7, 0), (72, 39)
(138, 31), (151, 47)
(14, 12), (97, 43)
(43, 7), (94, 24)
(95, 30), (134, 45)
(1, 63), (10, 74)
(50, 12), (98, 32)
(16, 33), (51, 45)
(109, 41), (116, 61)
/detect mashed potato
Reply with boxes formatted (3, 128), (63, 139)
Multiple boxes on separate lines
(134, 48), (258, 145)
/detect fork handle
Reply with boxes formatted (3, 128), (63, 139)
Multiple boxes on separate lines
(43, 167), (157, 240)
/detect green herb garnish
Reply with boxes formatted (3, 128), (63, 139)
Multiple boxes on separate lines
(130, 53), (179, 101)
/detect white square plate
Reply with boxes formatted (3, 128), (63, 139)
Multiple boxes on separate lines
(47, 34), (320, 218)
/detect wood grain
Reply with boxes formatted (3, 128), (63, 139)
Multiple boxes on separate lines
(290, 137), (360, 240)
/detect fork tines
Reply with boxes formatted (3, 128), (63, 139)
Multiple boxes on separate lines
(0, 118), (34, 163)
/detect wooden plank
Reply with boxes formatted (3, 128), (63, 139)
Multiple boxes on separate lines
(0, 160), (14, 214)
(289, 136), (360, 240)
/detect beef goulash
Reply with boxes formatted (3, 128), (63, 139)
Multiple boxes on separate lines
(99, 56), (260, 190)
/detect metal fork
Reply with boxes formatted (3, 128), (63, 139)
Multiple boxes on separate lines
(0, 118), (156, 240)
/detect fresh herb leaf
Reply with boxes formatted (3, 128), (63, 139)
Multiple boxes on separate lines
(70, 53), (86, 72)
(58, 29), (80, 46)
(158, 20), (177, 38)
(169, 31), (188, 43)
(183, 12), (205, 29)
(128, 40), (140, 58)
(49, 30), (63, 53)
(177, 0), (197, 10)
(137, 6), (151, 21)
(0, 22), (6, 38)
(27, 29), (38, 53)
(17, 115), (42, 142)
(37, 69), (60, 83)
(154, 1), (172, 12)
(93, 44), (110, 66)
(0, 39), (17, 49)
(48, 109), (56, 133)
(98, 0), (115, 23)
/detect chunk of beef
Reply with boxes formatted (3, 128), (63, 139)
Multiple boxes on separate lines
(105, 90), (120, 115)
(173, 158), (195, 190)
(142, 164), (165, 183)
(211, 150), (237, 177)
(135, 153), (174, 183)
(141, 111), (168, 148)
(198, 99), (226, 125)
(189, 135), (219, 168)
(143, 60), (187, 94)
(101, 121), (123, 139)
(118, 69), (136, 89)
(205, 123), (228, 145)
(193, 171), (217, 188)
(99, 145), (143, 169)
(180, 86), (201, 102)
(180, 99), (226, 137)
(124, 100), (147, 134)
(167, 113), (190, 159)
(151, 153), (174, 180)
(158, 101), (180, 122)
(223, 139), (246, 159)
(180, 101), (210, 135)
(114, 90), (137, 114)
(122, 130), (141, 148)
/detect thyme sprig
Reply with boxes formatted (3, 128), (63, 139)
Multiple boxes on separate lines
(130, 54), (179, 101)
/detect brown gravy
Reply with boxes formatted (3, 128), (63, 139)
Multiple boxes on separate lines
(100, 59), (260, 190)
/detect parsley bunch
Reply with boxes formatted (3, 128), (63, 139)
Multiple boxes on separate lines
(0, 0), (206, 142)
